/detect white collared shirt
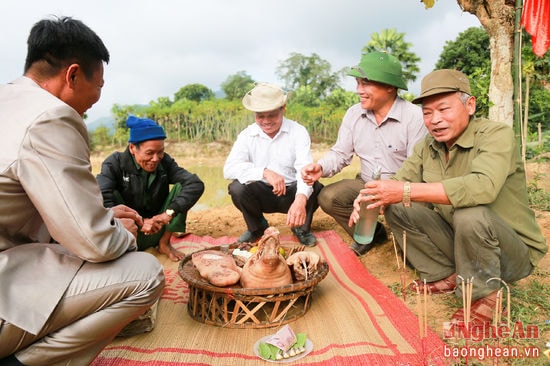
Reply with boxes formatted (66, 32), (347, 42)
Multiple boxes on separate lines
(223, 117), (314, 198)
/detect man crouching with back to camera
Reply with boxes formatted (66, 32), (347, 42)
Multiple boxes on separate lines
(0, 16), (165, 365)
(349, 69), (546, 327)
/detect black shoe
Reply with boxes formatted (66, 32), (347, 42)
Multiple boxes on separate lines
(291, 227), (317, 247)
(351, 223), (388, 256)
(0, 354), (25, 366)
(372, 223), (388, 245)
(350, 241), (375, 256)
(237, 230), (263, 243)
(237, 218), (268, 243)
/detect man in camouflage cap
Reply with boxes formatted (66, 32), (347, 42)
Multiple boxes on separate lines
(350, 69), (546, 326)
(302, 51), (426, 256)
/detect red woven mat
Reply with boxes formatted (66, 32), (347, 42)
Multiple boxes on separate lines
(91, 231), (448, 365)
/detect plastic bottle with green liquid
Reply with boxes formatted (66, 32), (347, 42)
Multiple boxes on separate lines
(353, 167), (382, 245)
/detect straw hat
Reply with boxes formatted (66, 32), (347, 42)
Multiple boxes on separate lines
(242, 82), (288, 112)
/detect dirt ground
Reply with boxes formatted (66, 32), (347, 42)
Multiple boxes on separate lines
(92, 142), (550, 346)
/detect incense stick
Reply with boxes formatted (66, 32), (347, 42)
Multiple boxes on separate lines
(458, 275), (466, 326)
(486, 277), (512, 329)
(402, 230), (407, 270)
(466, 277), (473, 327)
(423, 278), (428, 337)
(494, 289), (503, 326)
(401, 231), (407, 301)
(390, 232), (401, 269)
(506, 286), (511, 328)
(416, 284), (423, 338)
(416, 279), (429, 340)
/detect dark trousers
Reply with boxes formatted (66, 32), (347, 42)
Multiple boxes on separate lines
(228, 180), (323, 233)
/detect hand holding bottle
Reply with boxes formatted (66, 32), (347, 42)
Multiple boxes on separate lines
(352, 167), (382, 245)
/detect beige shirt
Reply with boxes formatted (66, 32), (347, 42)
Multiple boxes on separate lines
(0, 77), (136, 334)
(318, 97), (426, 181)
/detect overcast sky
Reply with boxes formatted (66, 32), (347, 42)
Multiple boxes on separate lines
(0, 0), (480, 123)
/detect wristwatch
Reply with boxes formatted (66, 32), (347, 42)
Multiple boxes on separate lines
(402, 181), (411, 208)
(165, 209), (175, 217)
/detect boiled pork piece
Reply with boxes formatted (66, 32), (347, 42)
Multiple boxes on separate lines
(192, 250), (241, 287)
(286, 251), (321, 281)
(240, 227), (292, 288)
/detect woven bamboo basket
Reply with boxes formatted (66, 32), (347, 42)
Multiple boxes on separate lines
(178, 242), (329, 329)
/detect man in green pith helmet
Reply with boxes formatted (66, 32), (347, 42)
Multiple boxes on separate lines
(302, 51), (426, 256)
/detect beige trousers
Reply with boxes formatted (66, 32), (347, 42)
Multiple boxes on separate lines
(0, 251), (165, 366)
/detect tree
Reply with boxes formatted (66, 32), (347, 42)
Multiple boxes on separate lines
(150, 96), (173, 108)
(91, 125), (111, 147)
(289, 85), (320, 107)
(468, 67), (492, 118)
(362, 28), (421, 84)
(436, 27), (491, 75)
(113, 127), (130, 148)
(111, 104), (145, 130)
(324, 88), (360, 109)
(174, 83), (214, 102)
(221, 71), (255, 100)
(436, 24), (549, 131)
(519, 29), (550, 128)
(423, 0), (516, 126)
(436, 27), (492, 117)
(276, 52), (342, 100)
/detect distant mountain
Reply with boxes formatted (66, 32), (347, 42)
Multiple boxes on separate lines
(86, 116), (115, 132)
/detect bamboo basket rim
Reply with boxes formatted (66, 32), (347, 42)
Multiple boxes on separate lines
(178, 242), (329, 296)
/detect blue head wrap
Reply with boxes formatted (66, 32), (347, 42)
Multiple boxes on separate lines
(126, 115), (166, 143)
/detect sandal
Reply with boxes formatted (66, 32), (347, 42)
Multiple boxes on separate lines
(408, 273), (457, 294)
(450, 291), (498, 326)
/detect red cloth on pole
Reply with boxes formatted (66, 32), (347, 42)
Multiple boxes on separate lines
(521, 0), (550, 57)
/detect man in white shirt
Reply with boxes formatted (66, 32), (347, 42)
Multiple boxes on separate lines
(223, 83), (322, 246)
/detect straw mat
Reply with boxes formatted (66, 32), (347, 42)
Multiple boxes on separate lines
(91, 231), (447, 365)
